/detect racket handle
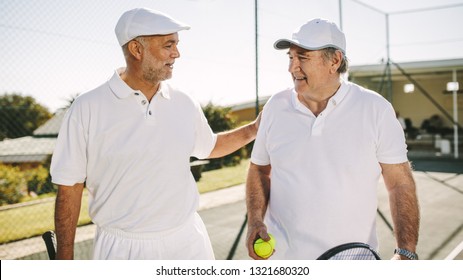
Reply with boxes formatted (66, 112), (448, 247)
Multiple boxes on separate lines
(42, 230), (57, 260)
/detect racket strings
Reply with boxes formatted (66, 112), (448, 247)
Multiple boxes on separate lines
(329, 247), (379, 260)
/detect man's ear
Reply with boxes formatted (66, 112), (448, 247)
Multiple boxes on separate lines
(127, 40), (143, 60)
(330, 50), (343, 74)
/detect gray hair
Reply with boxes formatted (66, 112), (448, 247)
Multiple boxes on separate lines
(121, 36), (148, 59)
(321, 47), (349, 74)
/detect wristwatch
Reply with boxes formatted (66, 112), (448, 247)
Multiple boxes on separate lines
(394, 248), (418, 260)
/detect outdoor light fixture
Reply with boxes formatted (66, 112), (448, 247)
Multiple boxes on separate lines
(447, 82), (459, 91)
(404, 83), (415, 93)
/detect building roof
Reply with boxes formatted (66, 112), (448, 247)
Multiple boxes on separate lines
(33, 109), (66, 137)
(349, 58), (463, 78)
(0, 136), (56, 163)
(0, 109), (66, 163)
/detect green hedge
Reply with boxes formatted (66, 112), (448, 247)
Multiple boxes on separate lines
(0, 164), (55, 206)
(0, 164), (25, 205)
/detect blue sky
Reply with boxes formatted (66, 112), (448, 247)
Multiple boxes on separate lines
(1, 0), (462, 112)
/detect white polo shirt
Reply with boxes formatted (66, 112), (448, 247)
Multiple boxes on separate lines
(51, 68), (217, 232)
(251, 80), (408, 259)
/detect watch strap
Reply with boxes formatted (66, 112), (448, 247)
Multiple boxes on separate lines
(394, 248), (418, 260)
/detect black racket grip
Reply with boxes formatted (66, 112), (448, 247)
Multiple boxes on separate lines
(42, 230), (57, 260)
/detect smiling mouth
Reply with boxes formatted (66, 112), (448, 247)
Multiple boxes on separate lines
(166, 63), (174, 69)
(292, 72), (307, 80)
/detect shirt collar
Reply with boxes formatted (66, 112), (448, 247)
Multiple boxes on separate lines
(291, 79), (349, 113)
(328, 79), (348, 107)
(108, 67), (171, 100)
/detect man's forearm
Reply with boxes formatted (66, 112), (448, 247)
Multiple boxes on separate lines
(389, 182), (420, 252)
(382, 162), (420, 256)
(246, 163), (272, 259)
(54, 183), (84, 260)
(246, 163), (271, 227)
(209, 119), (259, 159)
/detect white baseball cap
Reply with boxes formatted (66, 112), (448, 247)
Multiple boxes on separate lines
(115, 8), (190, 46)
(274, 18), (346, 54)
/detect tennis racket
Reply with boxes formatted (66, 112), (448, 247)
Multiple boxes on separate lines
(317, 242), (381, 260)
(42, 230), (57, 260)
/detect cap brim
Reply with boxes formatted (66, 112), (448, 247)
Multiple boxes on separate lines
(274, 39), (324, 51)
(274, 39), (345, 54)
(274, 39), (292, 50)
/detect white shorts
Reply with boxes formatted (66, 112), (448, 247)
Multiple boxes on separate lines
(92, 213), (215, 260)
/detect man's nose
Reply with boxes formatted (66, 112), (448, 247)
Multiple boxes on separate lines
(172, 45), (180, 58)
(289, 58), (300, 72)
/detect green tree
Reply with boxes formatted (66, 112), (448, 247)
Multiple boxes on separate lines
(203, 103), (236, 132)
(201, 103), (246, 169)
(0, 93), (52, 140)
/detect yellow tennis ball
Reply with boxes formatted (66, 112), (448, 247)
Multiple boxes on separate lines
(253, 233), (275, 258)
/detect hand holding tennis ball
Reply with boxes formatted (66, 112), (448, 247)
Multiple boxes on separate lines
(253, 233), (276, 258)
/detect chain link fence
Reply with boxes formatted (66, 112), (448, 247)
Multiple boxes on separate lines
(0, 0), (113, 260)
(1, 0), (462, 260)
(0, 0), (248, 260)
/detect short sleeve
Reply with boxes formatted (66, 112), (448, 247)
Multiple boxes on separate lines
(251, 109), (270, 166)
(376, 104), (408, 164)
(191, 103), (217, 159)
(50, 104), (88, 186)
